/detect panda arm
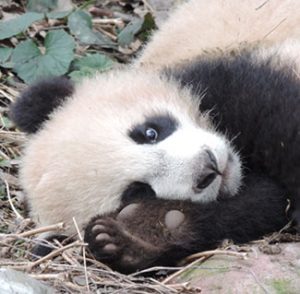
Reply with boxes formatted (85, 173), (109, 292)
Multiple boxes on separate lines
(175, 175), (288, 251)
(150, 175), (289, 266)
(85, 175), (289, 273)
(10, 77), (74, 133)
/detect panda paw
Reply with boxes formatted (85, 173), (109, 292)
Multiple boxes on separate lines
(85, 217), (124, 263)
(85, 216), (155, 273)
(84, 203), (181, 273)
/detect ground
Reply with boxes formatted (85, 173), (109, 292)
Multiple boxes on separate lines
(0, 0), (299, 293)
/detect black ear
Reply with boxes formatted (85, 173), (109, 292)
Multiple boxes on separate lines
(10, 77), (74, 134)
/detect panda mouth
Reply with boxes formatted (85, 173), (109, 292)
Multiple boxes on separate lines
(121, 182), (156, 203)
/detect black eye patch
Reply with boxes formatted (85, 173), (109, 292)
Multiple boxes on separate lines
(129, 114), (178, 144)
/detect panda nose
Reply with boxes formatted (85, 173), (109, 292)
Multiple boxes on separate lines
(193, 150), (221, 191)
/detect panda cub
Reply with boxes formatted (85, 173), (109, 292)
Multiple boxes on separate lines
(10, 0), (300, 273)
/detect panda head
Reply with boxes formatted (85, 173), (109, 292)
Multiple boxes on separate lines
(11, 69), (241, 208)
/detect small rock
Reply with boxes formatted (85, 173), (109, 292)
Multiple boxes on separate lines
(0, 268), (53, 294)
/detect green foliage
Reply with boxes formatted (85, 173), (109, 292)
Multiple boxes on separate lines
(46, 10), (72, 19)
(0, 12), (44, 40)
(118, 12), (156, 46)
(0, 2), (154, 83)
(0, 47), (13, 68)
(0, 115), (14, 129)
(69, 53), (114, 82)
(12, 30), (75, 84)
(27, 0), (58, 13)
(0, 159), (13, 168)
(68, 10), (115, 47)
(0, 184), (6, 201)
(138, 13), (156, 42)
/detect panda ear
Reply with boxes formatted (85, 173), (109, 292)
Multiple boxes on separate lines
(10, 76), (74, 134)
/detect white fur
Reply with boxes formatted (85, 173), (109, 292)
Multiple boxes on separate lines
(149, 124), (241, 202)
(136, 0), (300, 69)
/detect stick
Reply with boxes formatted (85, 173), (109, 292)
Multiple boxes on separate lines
(4, 179), (23, 220)
(73, 217), (90, 293)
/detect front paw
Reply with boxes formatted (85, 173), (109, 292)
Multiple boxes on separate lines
(84, 202), (189, 273)
(85, 217), (124, 263)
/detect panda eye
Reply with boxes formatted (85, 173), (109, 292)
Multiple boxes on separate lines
(129, 114), (178, 145)
(145, 127), (158, 143)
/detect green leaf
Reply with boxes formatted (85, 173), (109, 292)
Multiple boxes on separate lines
(0, 115), (14, 129)
(118, 13), (156, 46)
(46, 10), (71, 19)
(73, 54), (114, 70)
(0, 159), (12, 168)
(68, 11), (115, 48)
(69, 53), (114, 82)
(0, 12), (44, 40)
(0, 47), (13, 68)
(27, 0), (58, 13)
(69, 68), (95, 82)
(118, 17), (143, 47)
(0, 47), (12, 63)
(138, 12), (157, 41)
(11, 30), (75, 84)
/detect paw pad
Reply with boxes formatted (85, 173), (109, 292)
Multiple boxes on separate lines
(165, 210), (185, 229)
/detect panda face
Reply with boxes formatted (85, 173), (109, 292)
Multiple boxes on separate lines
(128, 111), (242, 203)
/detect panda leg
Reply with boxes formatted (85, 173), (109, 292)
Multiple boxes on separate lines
(31, 234), (69, 257)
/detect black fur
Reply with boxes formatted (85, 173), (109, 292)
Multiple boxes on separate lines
(170, 50), (300, 222)
(129, 113), (178, 144)
(31, 234), (69, 257)
(85, 50), (299, 272)
(10, 77), (74, 133)
(85, 174), (288, 273)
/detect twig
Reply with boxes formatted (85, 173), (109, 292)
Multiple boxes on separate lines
(29, 273), (66, 280)
(130, 266), (182, 277)
(73, 217), (90, 293)
(95, 25), (118, 41)
(183, 249), (248, 263)
(163, 249), (247, 285)
(28, 240), (85, 271)
(0, 83), (20, 97)
(6, 222), (65, 239)
(162, 256), (207, 285)
(93, 18), (123, 26)
(0, 89), (15, 102)
(4, 179), (23, 220)
(62, 251), (81, 267)
(142, 0), (154, 12)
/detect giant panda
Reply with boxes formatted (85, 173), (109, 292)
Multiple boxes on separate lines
(10, 0), (300, 272)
